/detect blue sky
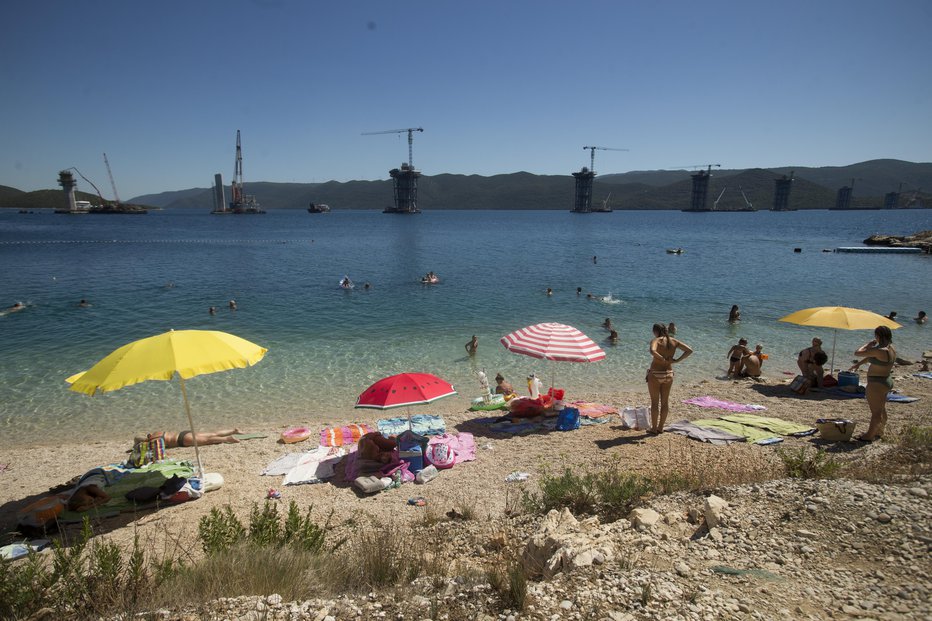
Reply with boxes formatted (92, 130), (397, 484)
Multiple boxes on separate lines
(2, 0), (930, 199)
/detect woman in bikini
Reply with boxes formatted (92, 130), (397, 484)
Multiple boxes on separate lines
(853, 326), (896, 442)
(796, 338), (824, 375)
(647, 323), (693, 434)
(135, 428), (242, 448)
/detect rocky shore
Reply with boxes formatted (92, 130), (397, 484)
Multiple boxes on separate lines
(864, 230), (932, 253)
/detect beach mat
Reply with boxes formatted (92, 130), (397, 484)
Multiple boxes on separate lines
(683, 396), (767, 413)
(232, 433), (268, 441)
(377, 414), (445, 437)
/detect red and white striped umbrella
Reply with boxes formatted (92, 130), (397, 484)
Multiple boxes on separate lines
(500, 322), (606, 363)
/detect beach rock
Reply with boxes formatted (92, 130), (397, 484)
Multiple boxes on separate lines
(704, 495), (729, 528)
(628, 507), (661, 528)
(521, 508), (615, 579)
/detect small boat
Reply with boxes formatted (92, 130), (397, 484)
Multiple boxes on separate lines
(308, 203), (331, 213)
(666, 248), (685, 254)
(54, 200), (92, 214)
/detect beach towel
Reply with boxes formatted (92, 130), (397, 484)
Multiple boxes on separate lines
(579, 414), (614, 425)
(717, 414), (816, 437)
(427, 432), (477, 464)
(282, 446), (345, 486)
(825, 387), (919, 402)
(913, 372), (932, 379)
(568, 401), (618, 418)
(232, 433), (267, 441)
(683, 396), (767, 413)
(261, 453), (304, 476)
(377, 414), (446, 437)
(665, 420), (746, 445)
(58, 460), (197, 523)
(319, 423), (372, 447)
(0, 539), (50, 561)
(692, 419), (782, 445)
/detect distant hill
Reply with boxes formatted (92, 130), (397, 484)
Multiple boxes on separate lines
(4, 159), (929, 211)
(599, 159), (932, 198)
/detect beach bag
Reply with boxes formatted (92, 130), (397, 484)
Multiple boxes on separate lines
(425, 440), (456, 469)
(128, 435), (165, 468)
(622, 406), (650, 430)
(17, 495), (65, 532)
(556, 407), (580, 431)
(789, 375), (810, 395)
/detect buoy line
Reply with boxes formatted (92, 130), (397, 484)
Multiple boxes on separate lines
(0, 239), (309, 245)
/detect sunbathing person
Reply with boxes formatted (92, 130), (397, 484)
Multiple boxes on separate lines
(135, 429), (242, 448)
(357, 431), (396, 464)
(66, 472), (110, 512)
(494, 373), (515, 396)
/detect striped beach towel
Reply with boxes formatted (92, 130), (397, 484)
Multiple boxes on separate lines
(320, 423), (371, 447)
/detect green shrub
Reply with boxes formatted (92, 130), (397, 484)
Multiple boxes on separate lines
(523, 467), (656, 521)
(199, 505), (246, 555)
(779, 447), (840, 479)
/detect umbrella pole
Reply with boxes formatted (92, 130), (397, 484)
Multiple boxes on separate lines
(178, 376), (204, 478)
(831, 330), (837, 375)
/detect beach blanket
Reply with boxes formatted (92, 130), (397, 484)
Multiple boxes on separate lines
(665, 420), (746, 445)
(261, 453), (304, 476)
(232, 433), (267, 441)
(692, 419), (782, 445)
(825, 387), (919, 402)
(568, 401), (618, 418)
(717, 414), (816, 437)
(320, 423), (372, 447)
(282, 446), (345, 486)
(427, 432), (476, 464)
(683, 396), (767, 413)
(377, 414), (445, 437)
(58, 460), (197, 523)
(580, 414), (614, 425)
(914, 372), (932, 379)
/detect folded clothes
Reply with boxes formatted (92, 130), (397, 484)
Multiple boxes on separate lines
(377, 414), (445, 437)
(683, 396), (767, 413)
(320, 423), (372, 447)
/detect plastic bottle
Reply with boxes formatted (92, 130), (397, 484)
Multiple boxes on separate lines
(415, 465), (438, 484)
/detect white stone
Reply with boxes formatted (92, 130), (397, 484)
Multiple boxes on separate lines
(629, 507), (662, 528)
(704, 495), (729, 528)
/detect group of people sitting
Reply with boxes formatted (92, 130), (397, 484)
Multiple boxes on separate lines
(725, 338), (767, 378)
(796, 338), (829, 387)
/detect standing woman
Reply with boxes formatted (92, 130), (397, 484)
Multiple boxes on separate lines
(853, 326), (896, 442)
(647, 323), (693, 434)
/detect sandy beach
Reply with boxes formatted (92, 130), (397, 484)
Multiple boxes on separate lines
(2, 370), (931, 618)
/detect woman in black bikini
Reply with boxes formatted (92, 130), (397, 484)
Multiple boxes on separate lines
(647, 323), (693, 434)
(853, 326), (896, 442)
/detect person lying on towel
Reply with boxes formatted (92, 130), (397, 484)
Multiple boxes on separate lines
(357, 432), (396, 464)
(134, 428), (242, 448)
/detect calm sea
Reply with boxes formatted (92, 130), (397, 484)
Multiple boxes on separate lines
(1, 208), (930, 447)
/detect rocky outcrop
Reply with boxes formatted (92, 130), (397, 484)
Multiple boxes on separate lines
(864, 230), (932, 253)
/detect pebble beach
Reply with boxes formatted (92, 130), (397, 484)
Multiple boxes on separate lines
(2, 370), (930, 619)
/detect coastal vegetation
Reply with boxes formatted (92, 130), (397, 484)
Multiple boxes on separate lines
(2, 159), (929, 211)
(3, 424), (928, 620)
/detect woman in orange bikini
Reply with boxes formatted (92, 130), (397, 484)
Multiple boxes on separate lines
(647, 323), (693, 434)
(853, 326), (896, 442)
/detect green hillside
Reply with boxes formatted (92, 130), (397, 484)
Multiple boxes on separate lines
(4, 160), (929, 211)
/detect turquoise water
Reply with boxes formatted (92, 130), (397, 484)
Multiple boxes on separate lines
(1, 208), (930, 446)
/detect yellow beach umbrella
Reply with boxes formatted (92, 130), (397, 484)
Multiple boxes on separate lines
(67, 329), (268, 475)
(778, 306), (901, 372)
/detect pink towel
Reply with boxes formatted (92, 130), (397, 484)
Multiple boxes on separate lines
(568, 401), (618, 418)
(320, 423), (372, 447)
(428, 432), (476, 464)
(682, 396), (766, 413)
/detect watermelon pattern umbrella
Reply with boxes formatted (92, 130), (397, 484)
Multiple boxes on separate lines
(355, 372), (457, 431)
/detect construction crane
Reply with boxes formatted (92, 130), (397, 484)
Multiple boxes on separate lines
(713, 186), (727, 210)
(102, 152), (121, 206)
(668, 164), (721, 172)
(739, 185), (753, 210)
(363, 127), (424, 169)
(582, 146), (629, 174)
(68, 166), (106, 206)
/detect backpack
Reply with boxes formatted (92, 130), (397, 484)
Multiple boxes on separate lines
(425, 440), (456, 469)
(556, 407), (580, 431)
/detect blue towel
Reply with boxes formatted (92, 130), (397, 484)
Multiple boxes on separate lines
(913, 372), (932, 380)
(377, 414), (446, 436)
